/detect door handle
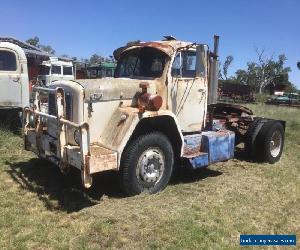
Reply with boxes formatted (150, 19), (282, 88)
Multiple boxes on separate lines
(12, 77), (20, 82)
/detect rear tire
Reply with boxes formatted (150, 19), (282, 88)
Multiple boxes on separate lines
(119, 132), (174, 196)
(253, 121), (285, 163)
(245, 117), (265, 157)
(245, 117), (284, 164)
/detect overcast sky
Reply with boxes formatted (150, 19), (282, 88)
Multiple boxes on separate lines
(1, 0), (299, 87)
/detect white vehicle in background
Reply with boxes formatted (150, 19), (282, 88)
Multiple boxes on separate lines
(0, 40), (30, 111)
(0, 37), (73, 120)
(38, 57), (74, 86)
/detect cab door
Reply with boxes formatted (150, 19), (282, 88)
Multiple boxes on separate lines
(0, 48), (22, 108)
(167, 49), (208, 132)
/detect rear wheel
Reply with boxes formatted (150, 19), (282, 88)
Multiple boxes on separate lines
(256, 121), (284, 163)
(119, 132), (174, 196)
(249, 120), (285, 163)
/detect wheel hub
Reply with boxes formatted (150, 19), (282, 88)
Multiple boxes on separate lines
(270, 130), (282, 158)
(137, 148), (165, 184)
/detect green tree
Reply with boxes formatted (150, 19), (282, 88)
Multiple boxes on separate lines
(60, 54), (70, 58)
(26, 36), (55, 54)
(126, 40), (141, 46)
(26, 36), (39, 47)
(234, 49), (291, 93)
(39, 45), (55, 55)
(285, 83), (299, 93)
(89, 54), (104, 64)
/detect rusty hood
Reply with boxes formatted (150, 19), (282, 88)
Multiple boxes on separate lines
(76, 77), (158, 102)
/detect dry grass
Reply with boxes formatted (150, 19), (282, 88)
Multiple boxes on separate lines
(0, 104), (299, 249)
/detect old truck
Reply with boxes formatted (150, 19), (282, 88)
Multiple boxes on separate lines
(23, 36), (285, 196)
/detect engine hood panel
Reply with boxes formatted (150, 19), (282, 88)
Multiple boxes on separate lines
(76, 77), (158, 102)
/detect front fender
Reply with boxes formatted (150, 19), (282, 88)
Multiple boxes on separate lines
(98, 107), (184, 167)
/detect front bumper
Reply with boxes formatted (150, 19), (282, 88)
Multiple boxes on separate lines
(23, 87), (117, 188)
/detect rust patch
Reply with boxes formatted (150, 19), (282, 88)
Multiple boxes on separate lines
(138, 93), (163, 111)
(209, 103), (253, 117)
(139, 42), (174, 55)
(183, 146), (201, 158)
(113, 41), (174, 60)
(89, 145), (118, 173)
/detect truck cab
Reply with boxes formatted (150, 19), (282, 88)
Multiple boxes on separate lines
(24, 36), (286, 196)
(0, 42), (29, 109)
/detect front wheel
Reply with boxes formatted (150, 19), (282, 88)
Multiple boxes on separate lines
(119, 132), (174, 196)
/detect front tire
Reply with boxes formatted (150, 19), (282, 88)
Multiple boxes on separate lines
(119, 132), (174, 196)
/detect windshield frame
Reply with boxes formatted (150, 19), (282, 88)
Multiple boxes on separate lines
(114, 47), (169, 79)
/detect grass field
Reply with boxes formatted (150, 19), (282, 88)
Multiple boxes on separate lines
(0, 104), (299, 249)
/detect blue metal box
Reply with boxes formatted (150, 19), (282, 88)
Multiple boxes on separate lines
(201, 130), (235, 163)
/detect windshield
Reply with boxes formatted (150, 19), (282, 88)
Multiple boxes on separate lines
(38, 65), (50, 75)
(115, 47), (168, 78)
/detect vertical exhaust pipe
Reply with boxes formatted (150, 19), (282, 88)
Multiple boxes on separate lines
(208, 35), (219, 104)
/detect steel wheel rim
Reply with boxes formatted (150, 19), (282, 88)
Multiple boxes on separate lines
(270, 130), (282, 157)
(136, 147), (165, 185)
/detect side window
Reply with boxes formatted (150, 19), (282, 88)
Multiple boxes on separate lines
(171, 51), (196, 78)
(63, 66), (73, 75)
(0, 50), (17, 71)
(51, 65), (61, 75)
(171, 53), (181, 77)
(182, 51), (196, 77)
(90, 69), (97, 78)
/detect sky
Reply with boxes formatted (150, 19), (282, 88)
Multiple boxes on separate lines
(1, 0), (299, 87)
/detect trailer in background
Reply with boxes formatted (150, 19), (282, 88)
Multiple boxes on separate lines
(218, 80), (256, 103)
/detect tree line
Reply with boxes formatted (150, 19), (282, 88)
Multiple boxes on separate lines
(219, 48), (298, 93)
(26, 36), (114, 64)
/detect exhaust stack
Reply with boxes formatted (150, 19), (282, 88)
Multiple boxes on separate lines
(208, 35), (219, 105)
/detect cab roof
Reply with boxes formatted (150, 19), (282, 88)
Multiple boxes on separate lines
(113, 39), (194, 60)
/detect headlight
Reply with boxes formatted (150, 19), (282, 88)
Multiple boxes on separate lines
(74, 129), (81, 145)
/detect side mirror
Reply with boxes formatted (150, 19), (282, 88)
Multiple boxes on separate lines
(195, 44), (206, 77)
(297, 62), (300, 70)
